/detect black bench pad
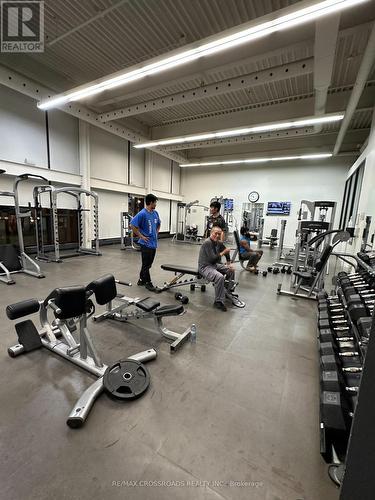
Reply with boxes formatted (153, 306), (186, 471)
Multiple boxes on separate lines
(136, 297), (160, 312)
(293, 271), (313, 279)
(161, 264), (200, 276)
(154, 304), (184, 317)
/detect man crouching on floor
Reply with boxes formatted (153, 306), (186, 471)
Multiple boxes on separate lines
(198, 227), (235, 312)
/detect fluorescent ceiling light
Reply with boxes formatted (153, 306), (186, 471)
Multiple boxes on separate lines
(180, 153), (333, 167)
(134, 115), (344, 149)
(37, 0), (367, 110)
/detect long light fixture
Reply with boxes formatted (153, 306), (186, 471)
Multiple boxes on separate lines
(180, 153), (333, 167)
(134, 115), (344, 149)
(37, 0), (368, 110)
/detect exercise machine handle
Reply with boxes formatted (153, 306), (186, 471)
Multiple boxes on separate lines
(115, 279), (132, 287)
(48, 299), (62, 315)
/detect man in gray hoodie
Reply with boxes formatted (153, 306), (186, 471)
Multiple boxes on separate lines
(198, 227), (235, 312)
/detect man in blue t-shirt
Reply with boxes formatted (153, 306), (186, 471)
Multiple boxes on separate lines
(239, 226), (263, 272)
(131, 194), (161, 292)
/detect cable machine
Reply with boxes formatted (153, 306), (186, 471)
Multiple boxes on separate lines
(173, 200), (209, 244)
(0, 171), (45, 284)
(33, 185), (101, 262)
(120, 212), (140, 250)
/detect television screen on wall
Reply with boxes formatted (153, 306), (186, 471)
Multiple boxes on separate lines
(267, 201), (291, 215)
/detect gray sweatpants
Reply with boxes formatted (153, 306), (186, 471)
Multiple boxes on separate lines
(199, 263), (235, 304)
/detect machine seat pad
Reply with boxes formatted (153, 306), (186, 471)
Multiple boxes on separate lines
(86, 274), (117, 305)
(44, 286), (87, 319)
(293, 271), (313, 280)
(136, 297), (160, 312)
(154, 304), (184, 317)
(161, 264), (200, 276)
(6, 298), (40, 320)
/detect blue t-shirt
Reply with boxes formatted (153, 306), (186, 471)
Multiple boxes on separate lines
(131, 208), (161, 249)
(239, 235), (251, 255)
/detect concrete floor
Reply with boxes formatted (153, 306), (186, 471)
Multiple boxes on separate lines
(0, 241), (339, 500)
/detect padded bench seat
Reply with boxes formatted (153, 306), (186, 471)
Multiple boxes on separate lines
(136, 297), (160, 312)
(161, 264), (201, 276)
(154, 304), (184, 317)
(293, 271), (313, 280)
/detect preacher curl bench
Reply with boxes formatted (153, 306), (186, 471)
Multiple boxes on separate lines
(87, 274), (195, 351)
(6, 284), (157, 428)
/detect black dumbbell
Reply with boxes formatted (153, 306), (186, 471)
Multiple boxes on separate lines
(175, 292), (189, 304)
(267, 266), (273, 272)
(320, 341), (359, 358)
(254, 269), (259, 275)
(272, 267), (280, 274)
(320, 388), (353, 464)
(320, 366), (361, 394)
(281, 266), (286, 274)
(319, 328), (354, 344)
(286, 266), (293, 274)
(262, 271), (267, 277)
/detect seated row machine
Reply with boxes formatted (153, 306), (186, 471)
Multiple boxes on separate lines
(88, 274), (195, 352)
(6, 284), (157, 428)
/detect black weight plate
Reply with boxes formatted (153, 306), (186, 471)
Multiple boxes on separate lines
(103, 359), (150, 401)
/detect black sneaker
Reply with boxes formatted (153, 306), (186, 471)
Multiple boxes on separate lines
(213, 301), (227, 312)
(137, 279), (145, 286)
(145, 282), (157, 292)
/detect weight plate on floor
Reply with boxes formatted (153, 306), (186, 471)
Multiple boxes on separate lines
(103, 359), (150, 401)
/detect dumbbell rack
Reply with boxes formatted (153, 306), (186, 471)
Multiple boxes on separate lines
(318, 266), (375, 487)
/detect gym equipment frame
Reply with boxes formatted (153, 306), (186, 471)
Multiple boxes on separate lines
(88, 274), (195, 352)
(172, 200), (209, 244)
(0, 172), (45, 284)
(6, 285), (157, 428)
(120, 212), (140, 251)
(277, 230), (351, 300)
(33, 185), (101, 262)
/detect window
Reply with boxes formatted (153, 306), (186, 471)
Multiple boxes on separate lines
(339, 161), (365, 229)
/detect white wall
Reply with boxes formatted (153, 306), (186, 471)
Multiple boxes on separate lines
(130, 146), (145, 187)
(0, 84), (183, 242)
(181, 161), (350, 247)
(0, 85), (48, 167)
(96, 189), (128, 239)
(151, 152), (171, 193)
(48, 110), (80, 174)
(156, 198), (171, 232)
(90, 126), (128, 184)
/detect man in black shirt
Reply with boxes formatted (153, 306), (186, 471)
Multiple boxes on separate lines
(205, 201), (226, 241)
(198, 227), (234, 312)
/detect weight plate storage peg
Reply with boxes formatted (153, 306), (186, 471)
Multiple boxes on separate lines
(103, 359), (150, 401)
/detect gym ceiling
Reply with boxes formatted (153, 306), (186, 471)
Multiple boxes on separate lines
(1, 0), (374, 165)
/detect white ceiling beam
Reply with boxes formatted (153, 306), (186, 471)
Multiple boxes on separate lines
(95, 40), (313, 107)
(95, 21), (371, 109)
(98, 58), (313, 122)
(182, 148), (357, 164)
(163, 127), (317, 151)
(162, 106), (371, 151)
(334, 21), (375, 155)
(313, 14), (340, 123)
(0, 65), (186, 164)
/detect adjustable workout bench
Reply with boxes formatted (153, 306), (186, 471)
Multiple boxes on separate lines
(6, 285), (156, 428)
(159, 264), (246, 308)
(159, 264), (208, 292)
(87, 274), (195, 352)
